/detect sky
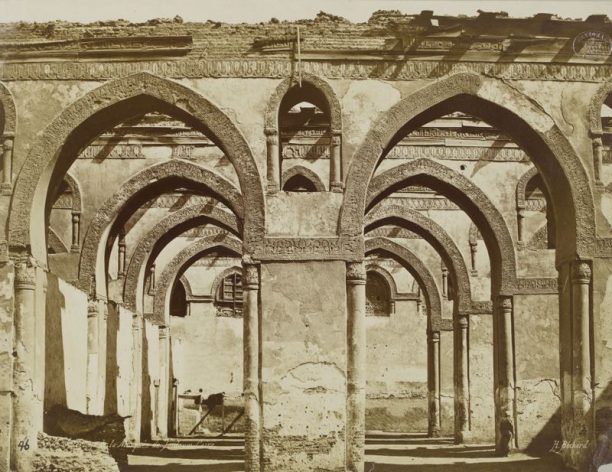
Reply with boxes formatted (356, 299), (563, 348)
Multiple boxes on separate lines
(0, 0), (610, 24)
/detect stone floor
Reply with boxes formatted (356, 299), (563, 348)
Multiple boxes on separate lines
(114, 432), (572, 471)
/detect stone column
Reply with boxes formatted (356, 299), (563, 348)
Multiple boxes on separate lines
(496, 296), (516, 455)
(118, 234), (126, 278)
(428, 330), (442, 437)
(86, 299), (100, 414)
(346, 261), (366, 472)
(469, 241), (478, 276)
(454, 314), (470, 444)
(125, 312), (143, 443)
(158, 325), (169, 439)
(70, 212), (81, 252)
(1, 134), (14, 194)
(148, 264), (156, 294)
(592, 136), (603, 187)
(243, 262), (260, 472)
(571, 262), (593, 439)
(441, 266), (449, 298)
(11, 259), (38, 472)
(265, 128), (280, 193)
(517, 208), (526, 246)
(330, 130), (343, 192)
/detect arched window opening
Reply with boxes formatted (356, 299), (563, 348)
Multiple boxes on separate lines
(366, 271), (392, 317)
(278, 84), (332, 192)
(524, 173), (555, 250)
(215, 271), (243, 318)
(283, 174), (318, 192)
(170, 279), (188, 317)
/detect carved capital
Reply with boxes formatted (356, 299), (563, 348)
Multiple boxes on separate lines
(331, 134), (342, 146)
(572, 261), (592, 284)
(431, 331), (440, 343)
(132, 313), (142, 330)
(243, 263), (260, 289)
(592, 136), (603, 148)
(458, 315), (469, 329)
(3, 136), (14, 151)
(499, 296), (513, 312)
(346, 261), (366, 283)
(15, 259), (36, 290)
(88, 298), (99, 318)
(72, 212), (81, 223)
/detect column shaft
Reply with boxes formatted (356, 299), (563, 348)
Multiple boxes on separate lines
(346, 261), (366, 472)
(71, 212), (81, 252)
(243, 263), (260, 472)
(593, 136), (603, 186)
(2, 135), (13, 192)
(497, 296), (516, 455)
(158, 325), (169, 438)
(517, 209), (525, 245)
(330, 131), (343, 192)
(11, 260), (38, 472)
(265, 128), (280, 193)
(86, 299), (100, 414)
(455, 315), (470, 443)
(572, 262), (592, 432)
(118, 235), (126, 277)
(429, 331), (441, 437)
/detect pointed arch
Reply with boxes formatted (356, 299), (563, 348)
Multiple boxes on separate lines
(341, 72), (595, 264)
(8, 72), (265, 261)
(59, 172), (83, 214)
(364, 263), (399, 300)
(152, 233), (242, 324)
(122, 202), (241, 310)
(365, 203), (473, 313)
(265, 73), (342, 132)
(179, 274), (194, 300)
(516, 167), (539, 210)
(589, 80), (612, 135)
(281, 165), (326, 192)
(366, 159), (517, 294)
(77, 160), (244, 297)
(365, 237), (449, 331)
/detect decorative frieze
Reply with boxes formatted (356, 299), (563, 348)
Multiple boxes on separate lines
(596, 238), (612, 258)
(386, 196), (459, 210)
(78, 144), (145, 159)
(516, 277), (558, 294)
(255, 236), (363, 261)
(0, 59), (609, 82)
(281, 143), (330, 160)
(386, 144), (528, 162)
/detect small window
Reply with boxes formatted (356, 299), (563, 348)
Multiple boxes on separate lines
(216, 272), (243, 317)
(366, 271), (391, 317)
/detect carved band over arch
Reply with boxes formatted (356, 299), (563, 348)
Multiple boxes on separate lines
(152, 233), (242, 324)
(340, 71), (595, 265)
(365, 158), (517, 295)
(8, 72), (265, 262)
(365, 203), (474, 313)
(122, 202), (242, 311)
(365, 237), (446, 331)
(77, 160), (244, 298)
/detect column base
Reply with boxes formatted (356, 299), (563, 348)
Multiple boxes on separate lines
(330, 182), (344, 193)
(70, 245), (80, 253)
(267, 183), (280, 194)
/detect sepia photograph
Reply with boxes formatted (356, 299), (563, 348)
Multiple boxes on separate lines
(0, 0), (611, 470)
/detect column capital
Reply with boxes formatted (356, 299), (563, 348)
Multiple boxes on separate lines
(159, 325), (169, 339)
(346, 261), (366, 284)
(14, 258), (36, 290)
(592, 135), (603, 147)
(264, 126), (278, 137)
(72, 212), (81, 221)
(572, 261), (591, 284)
(498, 296), (513, 311)
(242, 262), (260, 289)
(87, 298), (99, 318)
(431, 331), (440, 343)
(457, 315), (469, 329)
(331, 133), (342, 146)
(2, 136), (14, 150)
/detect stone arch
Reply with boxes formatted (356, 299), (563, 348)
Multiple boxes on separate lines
(122, 202), (241, 310)
(179, 274), (194, 300)
(364, 263), (399, 300)
(210, 265), (243, 298)
(588, 80), (612, 135)
(341, 72), (595, 264)
(365, 237), (444, 330)
(364, 203), (473, 313)
(152, 234), (242, 324)
(8, 72), (265, 262)
(516, 166), (539, 210)
(281, 165), (326, 192)
(365, 159), (517, 295)
(77, 160), (243, 297)
(265, 73), (342, 132)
